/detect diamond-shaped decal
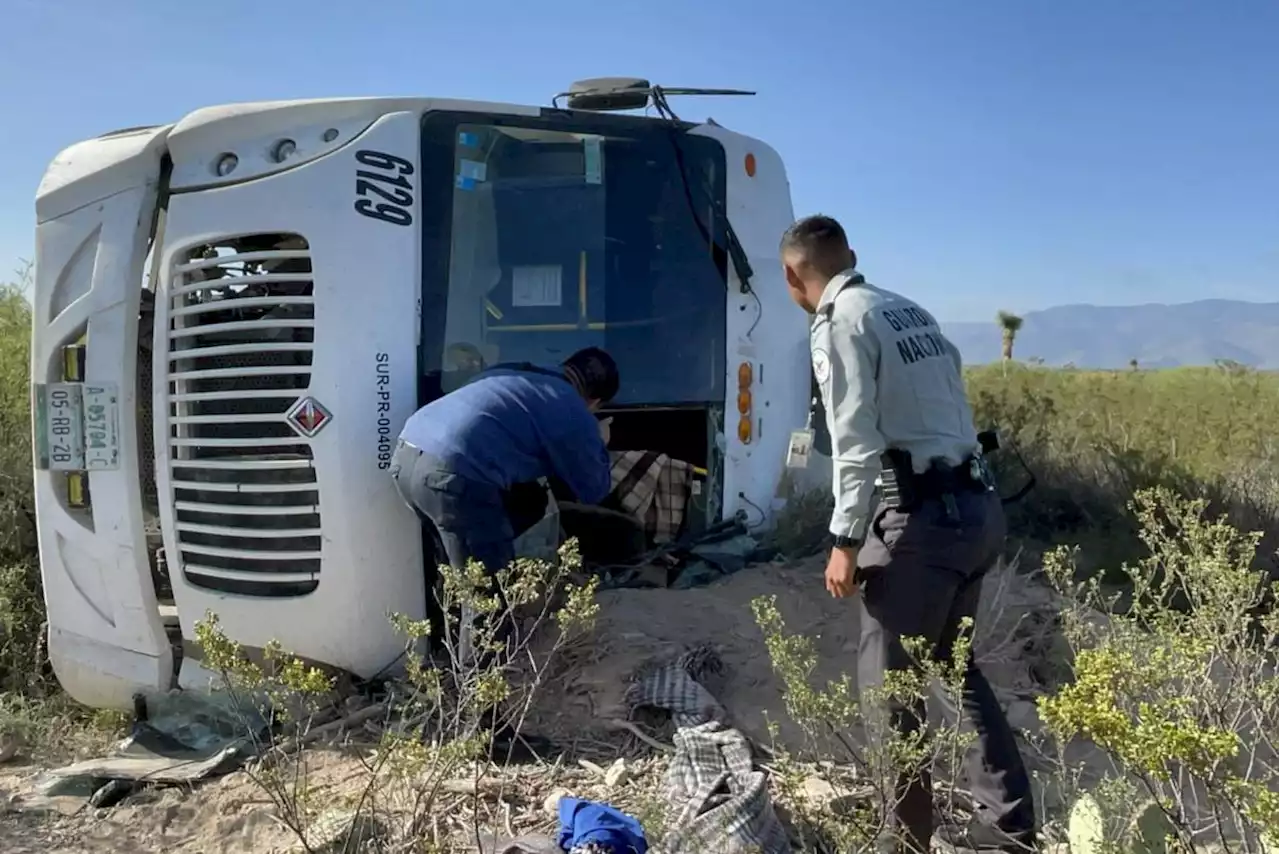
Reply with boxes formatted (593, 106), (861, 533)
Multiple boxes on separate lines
(285, 396), (333, 438)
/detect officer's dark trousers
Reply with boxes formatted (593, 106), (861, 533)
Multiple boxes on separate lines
(389, 441), (516, 658)
(856, 489), (1035, 853)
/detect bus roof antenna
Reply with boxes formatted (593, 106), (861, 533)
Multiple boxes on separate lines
(554, 78), (756, 114)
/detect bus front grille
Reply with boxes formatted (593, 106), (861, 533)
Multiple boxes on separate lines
(164, 234), (323, 598)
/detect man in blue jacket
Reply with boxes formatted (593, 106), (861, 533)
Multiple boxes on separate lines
(390, 346), (618, 649)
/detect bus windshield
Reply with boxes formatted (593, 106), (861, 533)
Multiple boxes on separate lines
(419, 111), (728, 406)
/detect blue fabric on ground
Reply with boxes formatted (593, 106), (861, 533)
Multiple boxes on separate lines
(556, 797), (648, 853)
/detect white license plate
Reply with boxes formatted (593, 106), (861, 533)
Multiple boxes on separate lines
(34, 382), (121, 471)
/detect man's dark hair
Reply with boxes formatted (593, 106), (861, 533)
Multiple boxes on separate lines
(780, 214), (857, 279)
(562, 347), (620, 403)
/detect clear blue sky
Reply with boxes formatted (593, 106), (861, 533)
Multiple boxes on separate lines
(1, 0), (1274, 321)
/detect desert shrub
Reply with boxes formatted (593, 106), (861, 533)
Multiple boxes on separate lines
(193, 540), (598, 853)
(756, 487), (1277, 853)
(966, 363), (1279, 574)
(0, 277), (35, 557)
(0, 267), (41, 696)
(752, 594), (982, 853)
(763, 363), (1278, 577)
(1038, 488), (1278, 853)
(764, 484), (835, 559)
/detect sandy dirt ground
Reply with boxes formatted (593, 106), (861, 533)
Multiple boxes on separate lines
(0, 556), (1069, 853)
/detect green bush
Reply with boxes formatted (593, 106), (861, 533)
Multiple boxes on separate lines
(191, 541), (599, 853)
(1039, 488), (1278, 853)
(766, 362), (1278, 572)
(757, 487), (1277, 853)
(966, 363), (1279, 574)
(0, 267), (40, 695)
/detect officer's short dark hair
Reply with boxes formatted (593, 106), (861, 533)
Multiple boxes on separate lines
(780, 215), (857, 279)
(562, 347), (620, 403)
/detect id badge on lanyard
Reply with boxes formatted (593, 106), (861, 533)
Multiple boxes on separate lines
(785, 405), (817, 470)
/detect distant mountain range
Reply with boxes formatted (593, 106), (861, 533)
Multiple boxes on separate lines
(942, 299), (1279, 370)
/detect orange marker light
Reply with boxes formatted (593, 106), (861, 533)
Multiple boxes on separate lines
(744, 153), (757, 178)
(736, 362), (754, 442)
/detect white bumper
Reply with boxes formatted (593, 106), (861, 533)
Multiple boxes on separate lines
(32, 126), (175, 709)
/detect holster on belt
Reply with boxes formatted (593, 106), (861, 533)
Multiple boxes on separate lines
(879, 448), (918, 511)
(879, 449), (988, 513)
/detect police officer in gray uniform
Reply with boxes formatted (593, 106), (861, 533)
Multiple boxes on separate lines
(781, 215), (1036, 853)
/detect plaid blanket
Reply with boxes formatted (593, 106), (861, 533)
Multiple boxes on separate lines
(625, 647), (725, 728)
(663, 722), (789, 854)
(627, 650), (789, 854)
(608, 450), (694, 544)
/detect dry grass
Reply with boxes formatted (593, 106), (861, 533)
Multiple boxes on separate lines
(966, 362), (1279, 575)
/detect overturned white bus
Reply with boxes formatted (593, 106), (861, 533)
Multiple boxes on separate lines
(30, 79), (815, 709)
